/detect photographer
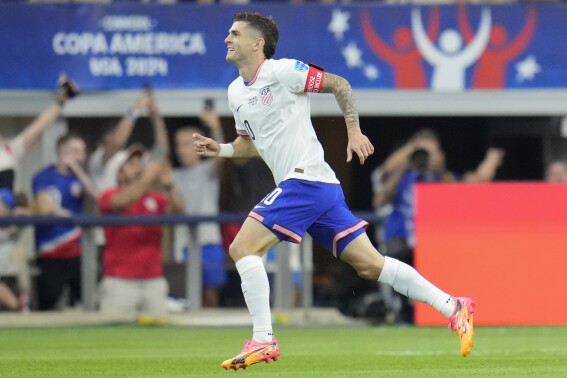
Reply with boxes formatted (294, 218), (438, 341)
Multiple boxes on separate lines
(1, 74), (78, 191)
(98, 145), (184, 317)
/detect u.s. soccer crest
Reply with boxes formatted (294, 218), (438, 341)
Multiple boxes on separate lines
(260, 86), (273, 106)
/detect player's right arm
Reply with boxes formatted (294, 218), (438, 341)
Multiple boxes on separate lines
(321, 72), (375, 165)
(193, 133), (259, 159)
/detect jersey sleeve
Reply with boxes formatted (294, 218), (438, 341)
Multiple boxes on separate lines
(227, 83), (249, 138)
(273, 59), (325, 94)
(155, 192), (168, 214)
(7, 135), (25, 160)
(234, 112), (249, 137)
(98, 188), (118, 214)
(32, 169), (51, 194)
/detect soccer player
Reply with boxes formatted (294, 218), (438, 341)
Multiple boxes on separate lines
(193, 12), (475, 371)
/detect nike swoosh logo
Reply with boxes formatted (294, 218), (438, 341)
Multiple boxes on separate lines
(236, 104), (243, 112)
(254, 205), (265, 209)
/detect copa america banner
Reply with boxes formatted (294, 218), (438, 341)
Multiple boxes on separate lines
(0, 3), (566, 91)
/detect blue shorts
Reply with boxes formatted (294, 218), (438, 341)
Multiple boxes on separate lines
(249, 180), (368, 258)
(184, 244), (227, 287)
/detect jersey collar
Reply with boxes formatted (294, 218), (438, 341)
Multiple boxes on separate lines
(244, 59), (267, 87)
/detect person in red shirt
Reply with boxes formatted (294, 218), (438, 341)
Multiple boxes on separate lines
(98, 145), (183, 317)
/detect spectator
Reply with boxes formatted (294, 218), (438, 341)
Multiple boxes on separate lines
(172, 108), (227, 307)
(88, 87), (169, 192)
(0, 189), (20, 311)
(99, 146), (184, 317)
(0, 189), (32, 312)
(0, 74), (77, 191)
(544, 160), (567, 182)
(32, 132), (97, 311)
(88, 87), (169, 267)
(372, 129), (504, 323)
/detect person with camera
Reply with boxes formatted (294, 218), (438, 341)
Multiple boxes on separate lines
(88, 86), (168, 192)
(98, 145), (184, 318)
(372, 129), (504, 324)
(0, 74), (78, 191)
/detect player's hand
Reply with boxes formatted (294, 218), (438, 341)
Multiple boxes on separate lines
(133, 90), (151, 116)
(193, 133), (220, 157)
(347, 128), (374, 165)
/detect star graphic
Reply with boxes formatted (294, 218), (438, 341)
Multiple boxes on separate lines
(342, 41), (363, 68)
(364, 64), (379, 80)
(328, 9), (350, 42)
(515, 55), (541, 83)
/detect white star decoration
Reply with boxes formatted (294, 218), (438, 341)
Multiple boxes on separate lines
(329, 9), (378, 81)
(342, 41), (363, 68)
(515, 55), (541, 83)
(364, 64), (379, 80)
(328, 9), (350, 42)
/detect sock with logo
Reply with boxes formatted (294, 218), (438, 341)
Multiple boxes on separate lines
(378, 256), (456, 317)
(235, 255), (273, 343)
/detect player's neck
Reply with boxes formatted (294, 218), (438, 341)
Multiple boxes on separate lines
(239, 57), (267, 83)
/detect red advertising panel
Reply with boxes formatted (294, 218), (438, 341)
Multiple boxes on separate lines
(414, 183), (567, 326)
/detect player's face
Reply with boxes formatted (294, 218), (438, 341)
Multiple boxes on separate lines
(225, 21), (259, 64)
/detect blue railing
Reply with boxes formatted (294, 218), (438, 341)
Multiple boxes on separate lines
(1, 212), (382, 311)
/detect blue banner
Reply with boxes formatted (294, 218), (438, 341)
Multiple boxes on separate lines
(0, 3), (566, 91)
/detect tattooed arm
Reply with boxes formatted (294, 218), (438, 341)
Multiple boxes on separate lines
(322, 73), (375, 165)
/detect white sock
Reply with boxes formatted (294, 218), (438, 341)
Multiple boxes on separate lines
(378, 256), (456, 318)
(235, 255), (273, 343)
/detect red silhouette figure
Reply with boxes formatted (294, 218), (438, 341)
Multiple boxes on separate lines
(458, 5), (536, 88)
(361, 7), (439, 89)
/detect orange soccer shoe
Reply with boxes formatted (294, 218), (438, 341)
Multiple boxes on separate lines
(448, 297), (475, 357)
(221, 336), (280, 371)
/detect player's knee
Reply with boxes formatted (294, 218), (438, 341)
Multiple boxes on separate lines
(356, 260), (381, 281)
(228, 241), (248, 262)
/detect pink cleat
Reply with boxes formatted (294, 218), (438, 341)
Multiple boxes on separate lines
(221, 336), (280, 371)
(448, 297), (475, 357)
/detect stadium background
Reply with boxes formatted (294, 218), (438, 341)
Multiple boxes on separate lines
(1, 2), (566, 327)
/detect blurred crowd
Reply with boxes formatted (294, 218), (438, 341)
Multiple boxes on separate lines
(1, 74), (565, 323)
(6, 0), (548, 4)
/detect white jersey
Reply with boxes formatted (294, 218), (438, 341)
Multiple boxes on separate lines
(88, 146), (124, 192)
(228, 58), (339, 186)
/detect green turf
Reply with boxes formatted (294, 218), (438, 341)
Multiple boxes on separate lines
(0, 325), (566, 377)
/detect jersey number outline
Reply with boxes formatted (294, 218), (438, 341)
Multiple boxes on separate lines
(262, 187), (283, 206)
(243, 120), (256, 140)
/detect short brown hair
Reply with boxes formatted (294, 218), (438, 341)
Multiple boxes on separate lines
(56, 132), (83, 151)
(234, 12), (279, 59)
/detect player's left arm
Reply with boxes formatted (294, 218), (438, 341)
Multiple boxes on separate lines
(321, 73), (375, 164)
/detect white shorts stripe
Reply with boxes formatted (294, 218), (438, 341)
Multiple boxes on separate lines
(273, 224), (302, 243)
(332, 220), (369, 258)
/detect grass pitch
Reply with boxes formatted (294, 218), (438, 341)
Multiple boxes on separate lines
(0, 325), (566, 377)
